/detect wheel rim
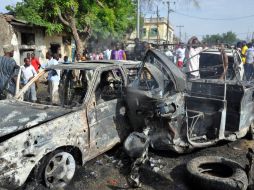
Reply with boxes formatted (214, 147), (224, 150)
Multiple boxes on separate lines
(44, 152), (76, 189)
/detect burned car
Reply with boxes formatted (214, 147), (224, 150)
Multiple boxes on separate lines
(0, 60), (139, 189)
(199, 48), (244, 80)
(126, 49), (254, 153)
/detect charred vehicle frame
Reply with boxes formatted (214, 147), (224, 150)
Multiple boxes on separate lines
(126, 49), (254, 153)
(0, 60), (139, 189)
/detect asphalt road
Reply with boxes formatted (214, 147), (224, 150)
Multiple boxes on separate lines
(22, 138), (254, 190)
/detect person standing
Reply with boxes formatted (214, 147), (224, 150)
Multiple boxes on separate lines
(26, 53), (31, 63)
(0, 44), (20, 99)
(241, 41), (248, 64)
(236, 41), (243, 52)
(185, 36), (203, 78)
(218, 44), (229, 80)
(31, 53), (41, 73)
(103, 47), (112, 60)
(133, 38), (144, 61)
(111, 42), (126, 60)
(45, 52), (60, 105)
(176, 43), (185, 68)
(21, 58), (37, 102)
(245, 43), (254, 80)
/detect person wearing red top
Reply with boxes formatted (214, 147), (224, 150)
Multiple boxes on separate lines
(31, 53), (41, 72)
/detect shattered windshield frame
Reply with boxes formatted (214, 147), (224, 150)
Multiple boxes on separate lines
(137, 51), (176, 96)
(15, 68), (95, 108)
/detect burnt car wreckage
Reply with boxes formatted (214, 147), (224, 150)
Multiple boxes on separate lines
(125, 49), (254, 153)
(0, 48), (254, 189)
(0, 60), (140, 189)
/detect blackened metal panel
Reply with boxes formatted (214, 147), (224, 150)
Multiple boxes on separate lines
(143, 49), (186, 92)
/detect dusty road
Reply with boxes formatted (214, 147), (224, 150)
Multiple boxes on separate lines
(23, 138), (253, 190)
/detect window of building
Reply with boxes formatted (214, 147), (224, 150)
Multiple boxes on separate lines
(149, 27), (158, 37)
(62, 36), (71, 45)
(21, 33), (35, 45)
(142, 28), (147, 37)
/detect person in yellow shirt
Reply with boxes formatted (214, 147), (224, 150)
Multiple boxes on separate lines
(241, 41), (248, 64)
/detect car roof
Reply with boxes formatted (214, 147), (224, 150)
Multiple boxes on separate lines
(47, 60), (140, 70)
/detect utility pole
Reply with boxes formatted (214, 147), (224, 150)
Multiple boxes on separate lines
(164, 1), (175, 43)
(136, 0), (140, 39)
(176, 25), (184, 42)
(184, 32), (187, 43)
(166, 2), (170, 43)
(157, 5), (159, 46)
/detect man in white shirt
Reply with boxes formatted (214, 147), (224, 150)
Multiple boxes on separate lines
(176, 43), (185, 68)
(104, 47), (112, 60)
(21, 58), (37, 102)
(45, 52), (60, 105)
(185, 37), (203, 78)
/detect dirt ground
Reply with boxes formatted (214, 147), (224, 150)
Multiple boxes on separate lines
(23, 138), (254, 190)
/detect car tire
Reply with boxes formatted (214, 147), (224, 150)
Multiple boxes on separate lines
(34, 150), (76, 189)
(186, 156), (248, 190)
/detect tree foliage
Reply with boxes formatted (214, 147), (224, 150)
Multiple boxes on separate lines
(7, 0), (136, 53)
(202, 31), (238, 45)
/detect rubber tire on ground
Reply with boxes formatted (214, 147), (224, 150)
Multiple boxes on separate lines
(33, 149), (76, 188)
(186, 156), (248, 190)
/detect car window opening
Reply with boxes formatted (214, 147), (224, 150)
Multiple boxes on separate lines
(95, 70), (123, 104)
(21, 69), (93, 108)
(138, 53), (175, 95)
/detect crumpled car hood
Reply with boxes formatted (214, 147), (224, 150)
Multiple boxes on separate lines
(0, 100), (71, 138)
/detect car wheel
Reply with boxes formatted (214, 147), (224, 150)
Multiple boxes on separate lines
(35, 150), (76, 189)
(186, 156), (248, 190)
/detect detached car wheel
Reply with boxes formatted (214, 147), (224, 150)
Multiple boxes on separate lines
(35, 150), (76, 189)
(186, 156), (248, 190)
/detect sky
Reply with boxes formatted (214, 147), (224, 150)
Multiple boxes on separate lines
(149, 0), (254, 41)
(1, 0), (254, 41)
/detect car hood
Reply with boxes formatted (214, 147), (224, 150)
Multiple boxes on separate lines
(0, 100), (72, 138)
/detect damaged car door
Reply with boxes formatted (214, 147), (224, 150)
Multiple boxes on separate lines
(86, 66), (129, 154)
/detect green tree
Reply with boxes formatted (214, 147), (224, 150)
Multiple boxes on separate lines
(202, 34), (222, 45)
(7, 0), (136, 53)
(222, 31), (237, 44)
(202, 31), (237, 45)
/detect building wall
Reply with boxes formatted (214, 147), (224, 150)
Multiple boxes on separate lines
(129, 17), (174, 44)
(0, 16), (20, 65)
(15, 27), (46, 65)
(1, 20), (72, 65)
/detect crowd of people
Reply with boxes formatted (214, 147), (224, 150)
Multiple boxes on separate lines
(170, 38), (254, 80)
(0, 37), (254, 103)
(237, 41), (254, 80)
(0, 41), (130, 103)
(81, 42), (127, 61)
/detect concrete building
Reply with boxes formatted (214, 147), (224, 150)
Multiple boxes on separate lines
(0, 14), (72, 66)
(130, 17), (174, 45)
